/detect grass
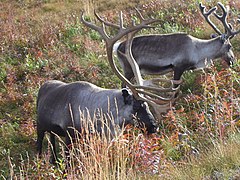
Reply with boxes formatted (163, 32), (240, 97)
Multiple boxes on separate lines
(0, 0), (240, 179)
(169, 133), (240, 179)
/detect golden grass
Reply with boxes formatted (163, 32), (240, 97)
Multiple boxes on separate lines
(168, 133), (240, 180)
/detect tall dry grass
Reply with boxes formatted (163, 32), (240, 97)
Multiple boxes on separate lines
(6, 112), (163, 179)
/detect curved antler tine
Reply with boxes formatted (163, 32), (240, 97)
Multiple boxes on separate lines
(199, 3), (205, 13)
(199, 3), (222, 35)
(81, 11), (110, 41)
(94, 10), (120, 29)
(172, 79), (183, 85)
(135, 8), (145, 21)
(94, 10), (103, 21)
(134, 84), (180, 93)
(125, 31), (144, 86)
(214, 2), (230, 34)
(216, 2), (228, 18)
(144, 78), (182, 90)
(119, 11), (125, 30)
(117, 31), (145, 88)
(150, 78), (183, 86)
(213, 2), (240, 38)
(138, 90), (173, 102)
(199, 3), (217, 16)
(136, 79), (180, 92)
(135, 8), (160, 25)
(136, 91), (174, 105)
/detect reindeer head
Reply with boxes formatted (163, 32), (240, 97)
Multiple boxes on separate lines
(219, 38), (235, 66)
(200, 2), (240, 66)
(122, 88), (156, 133)
(132, 99), (157, 133)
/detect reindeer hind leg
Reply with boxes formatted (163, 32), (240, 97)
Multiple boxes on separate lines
(36, 128), (45, 157)
(50, 133), (57, 164)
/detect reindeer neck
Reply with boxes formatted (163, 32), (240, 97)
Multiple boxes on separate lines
(195, 36), (223, 60)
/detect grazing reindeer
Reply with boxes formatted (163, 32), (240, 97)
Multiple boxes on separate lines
(36, 80), (157, 163)
(36, 9), (177, 164)
(114, 2), (239, 85)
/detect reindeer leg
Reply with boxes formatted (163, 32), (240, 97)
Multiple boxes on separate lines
(173, 66), (185, 98)
(36, 128), (44, 157)
(50, 133), (57, 164)
(173, 67), (185, 87)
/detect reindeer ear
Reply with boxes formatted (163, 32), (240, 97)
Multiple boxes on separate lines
(122, 88), (131, 105)
(210, 33), (218, 38)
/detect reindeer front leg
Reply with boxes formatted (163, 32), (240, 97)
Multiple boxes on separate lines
(173, 66), (186, 88)
(171, 65), (186, 98)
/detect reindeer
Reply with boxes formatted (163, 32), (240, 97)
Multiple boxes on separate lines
(114, 2), (239, 86)
(36, 9), (177, 164)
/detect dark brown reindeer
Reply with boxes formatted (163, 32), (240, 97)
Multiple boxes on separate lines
(114, 2), (239, 86)
(36, 9), (177, 164)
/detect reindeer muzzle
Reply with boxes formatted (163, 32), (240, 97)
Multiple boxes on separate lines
(223, 52), (235, 67)
(223, 59), (233, 67)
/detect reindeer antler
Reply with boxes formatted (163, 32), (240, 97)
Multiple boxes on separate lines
(199, 3), (221, 35)
(214, 2), (240, 38)
(199, 2), (240, 38)
(81, 9), (179, 108)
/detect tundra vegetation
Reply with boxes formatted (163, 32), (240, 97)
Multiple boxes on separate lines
(0, 0), (240, 179)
